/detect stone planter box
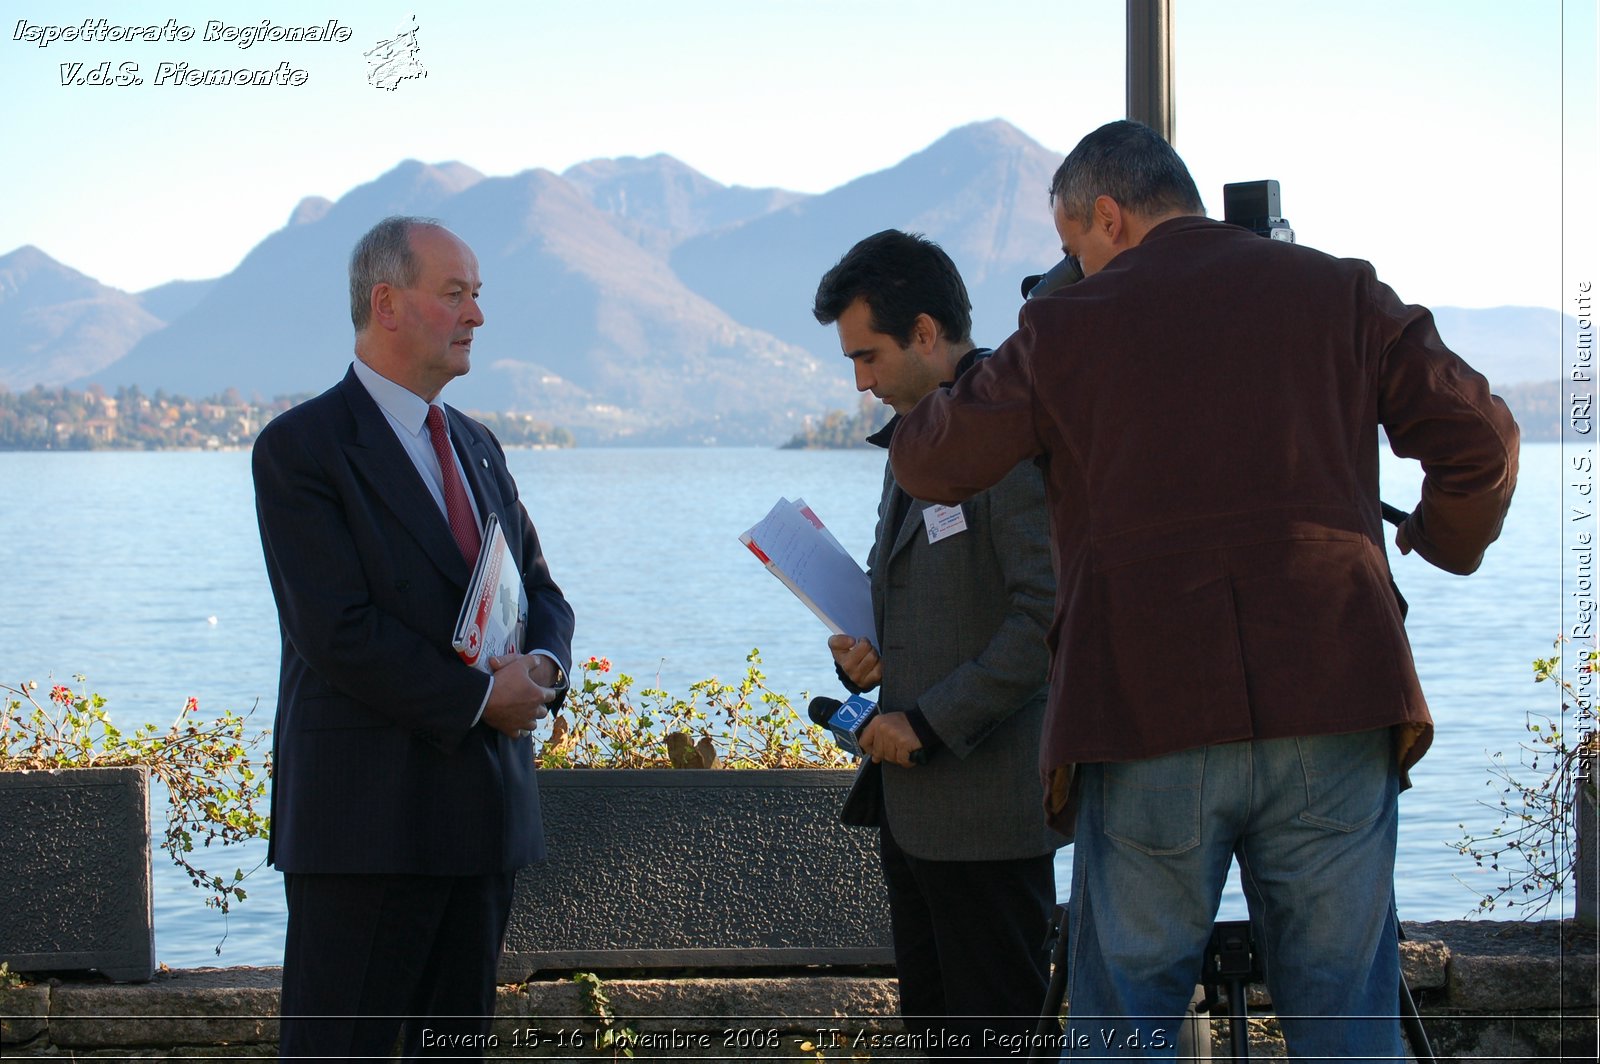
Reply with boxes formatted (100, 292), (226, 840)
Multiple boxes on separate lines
(0, 766), (154, 982)
(500, 769), (891, 978)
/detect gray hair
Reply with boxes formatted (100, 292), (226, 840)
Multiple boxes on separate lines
(348, 215), (447, 332)
(1048, 120), (1204, 226)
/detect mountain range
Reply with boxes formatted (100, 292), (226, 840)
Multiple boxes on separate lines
(0, 120), (1573, 444)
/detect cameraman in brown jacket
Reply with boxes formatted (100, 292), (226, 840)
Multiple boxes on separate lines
(890, 120), (1518, 1059)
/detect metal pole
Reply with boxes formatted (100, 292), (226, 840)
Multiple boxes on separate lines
(1126, 0), (1175, 145)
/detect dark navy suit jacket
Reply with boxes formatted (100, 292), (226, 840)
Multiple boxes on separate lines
(252, 366), (574, 876)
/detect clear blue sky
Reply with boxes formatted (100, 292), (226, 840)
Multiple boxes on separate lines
(1, 0), (1593, 312)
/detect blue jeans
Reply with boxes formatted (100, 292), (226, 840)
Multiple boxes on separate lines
(1063, 730), (1404, 1061)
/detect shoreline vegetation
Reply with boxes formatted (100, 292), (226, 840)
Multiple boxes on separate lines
(0, 384), (574, 451)
(0, 378), (1564, 452)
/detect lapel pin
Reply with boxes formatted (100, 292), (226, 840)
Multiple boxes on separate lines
(480, 458), (488, 468)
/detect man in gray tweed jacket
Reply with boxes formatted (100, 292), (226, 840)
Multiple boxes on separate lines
(813, 229), (1063, 1059)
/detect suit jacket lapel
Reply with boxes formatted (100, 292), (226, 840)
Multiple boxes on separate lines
(884, 479), (927, 566)
(336, 370), (474, 587)
(869, 414), (930, 570)
(870, 471), (929, 642)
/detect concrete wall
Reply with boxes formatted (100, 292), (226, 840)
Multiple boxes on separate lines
(2, 920), (1595, 1060)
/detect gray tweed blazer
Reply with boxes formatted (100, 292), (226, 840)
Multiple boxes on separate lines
(866, 431), (1064, 861)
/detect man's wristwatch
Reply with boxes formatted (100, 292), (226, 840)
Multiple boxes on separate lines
(546, 661), (569, 701)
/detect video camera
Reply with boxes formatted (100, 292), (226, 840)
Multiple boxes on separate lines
(1222, 179), (1294, 242)
(1020, 179), (1294, 300)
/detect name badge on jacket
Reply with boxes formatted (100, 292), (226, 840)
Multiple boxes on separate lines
(924, 503), (968, 544)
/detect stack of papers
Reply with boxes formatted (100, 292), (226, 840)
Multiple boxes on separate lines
(740, 498), (875, 647)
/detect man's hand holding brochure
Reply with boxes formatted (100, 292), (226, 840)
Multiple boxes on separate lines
(450, 514), (568, 738)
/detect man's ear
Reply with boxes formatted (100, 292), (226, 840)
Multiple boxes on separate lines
(909, 312), (941, 356)
(370, 283), (399, 332)
(1093, 195), (1124, 243)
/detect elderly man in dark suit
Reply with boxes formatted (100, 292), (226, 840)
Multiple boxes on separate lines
(253, 216), (574, 1060)
(812, 230), (1062, 1058)
(890, 121), (1518, 1059)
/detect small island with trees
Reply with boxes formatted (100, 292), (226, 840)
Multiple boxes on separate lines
(781, 396), (891, 450)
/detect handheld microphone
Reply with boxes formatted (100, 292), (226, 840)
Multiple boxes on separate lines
(808, 693), (877, 757)
(807, 694), (927, 764)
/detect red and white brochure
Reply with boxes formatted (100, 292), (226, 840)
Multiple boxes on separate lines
(739, 497), (875, 648)
(450, 513), (528, 672)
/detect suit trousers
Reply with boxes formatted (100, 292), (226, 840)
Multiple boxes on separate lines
(278, 870), (515, 1061)
(879, 819), (1057, 1059)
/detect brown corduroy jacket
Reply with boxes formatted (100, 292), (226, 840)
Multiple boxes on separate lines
(889, 215), (1520, 834)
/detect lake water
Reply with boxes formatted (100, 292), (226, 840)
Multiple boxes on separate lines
(0, 443), (1574, 968)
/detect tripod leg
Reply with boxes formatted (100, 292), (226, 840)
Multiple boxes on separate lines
(1227, 976), (1251, 1061)
(1399, 975), (1435, 1063)
(1202, 921), (1259, 1062)
(1031, 904), (1071, 1062)
(1395, 909), (1435, 1062)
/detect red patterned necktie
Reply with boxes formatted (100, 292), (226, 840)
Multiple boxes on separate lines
(424, 406), (482, 564)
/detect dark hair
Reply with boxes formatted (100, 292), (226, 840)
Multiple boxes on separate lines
(1048, 120), (1204, 226)
(348, 215), (447, 331)
(812, 229), (972, 347)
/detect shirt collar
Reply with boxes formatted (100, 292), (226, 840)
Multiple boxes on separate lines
(351, 358), (434, 437)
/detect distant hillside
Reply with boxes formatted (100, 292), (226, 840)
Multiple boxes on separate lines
(84, 160), (488, 409)
(1494, 379), (1563, 442)
(136, 277), (219, 324)
(562, 154), (808, 256)
(0, 246), (165, 389)
(1431, 306), (1571, 387)
(672, 119), (1064, 363)
(0, 123), (1576, 443)
(75, 159), (847, 445)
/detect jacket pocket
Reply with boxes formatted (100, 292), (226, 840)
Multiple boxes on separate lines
(1293, 729), (1395, 832)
